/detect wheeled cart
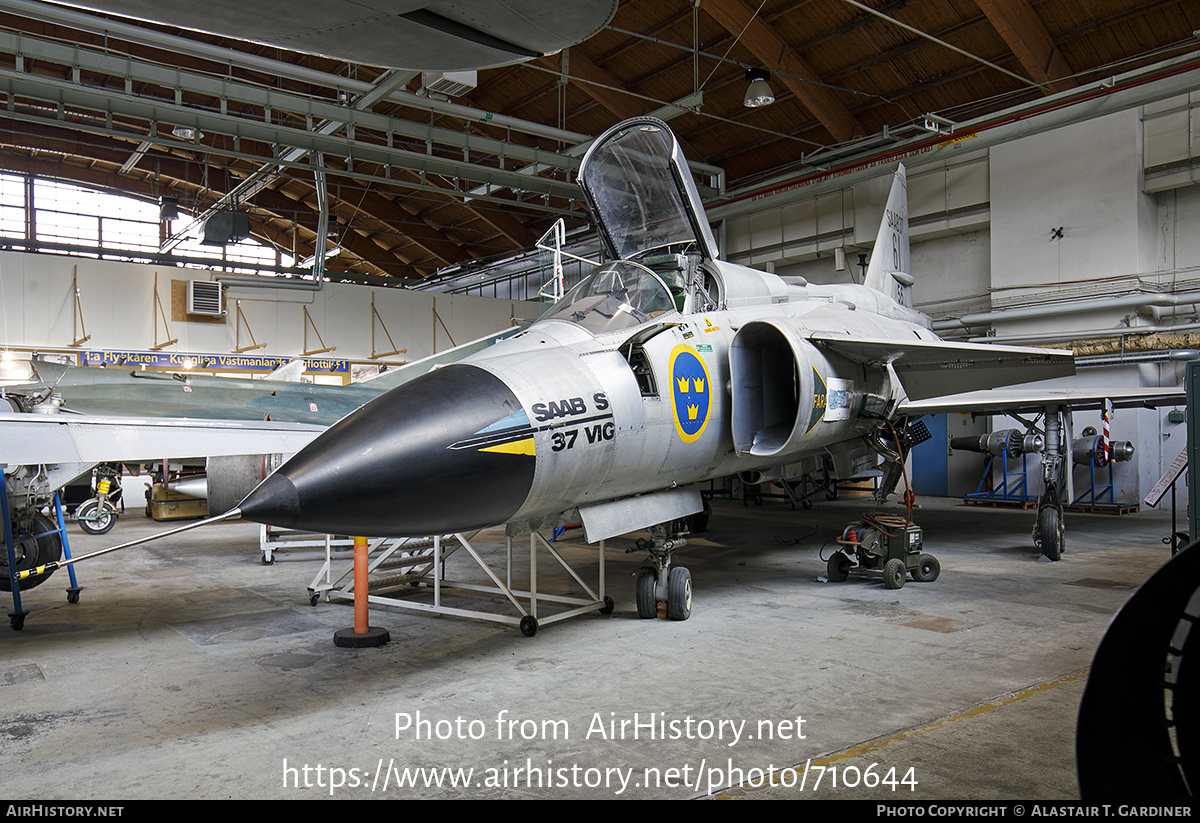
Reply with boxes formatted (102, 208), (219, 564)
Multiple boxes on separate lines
(825, 514), (939, 590)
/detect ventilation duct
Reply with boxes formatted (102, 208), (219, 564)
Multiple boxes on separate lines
(421, 70), (477, 98)
(186, 280), (223, 315)
(200, 210), (250, 246)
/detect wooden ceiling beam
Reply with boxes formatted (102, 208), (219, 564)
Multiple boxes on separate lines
(974, 0), (1077, 94)
(252, 186), (425, 280)
(542, 50), (646, 124)
(702, 0), (863, 144)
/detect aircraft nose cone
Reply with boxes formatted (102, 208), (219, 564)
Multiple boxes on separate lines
(237, 364), (536, 536)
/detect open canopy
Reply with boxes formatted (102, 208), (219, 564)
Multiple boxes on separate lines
(578, 117), (719, 263)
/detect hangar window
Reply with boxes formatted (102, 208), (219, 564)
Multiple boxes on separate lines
(0, 173), (292, 273)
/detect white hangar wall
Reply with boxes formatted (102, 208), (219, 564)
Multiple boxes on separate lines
(0, 252), (542, 377)
(723, 101), (1197, 504)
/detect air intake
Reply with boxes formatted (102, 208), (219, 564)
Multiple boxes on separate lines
(421, 70), (477, 98)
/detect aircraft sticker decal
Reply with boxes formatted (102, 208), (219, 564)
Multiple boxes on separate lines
(807, 367), (827, 434)
(449, 402), (619, 457)
(670, 344), (712, 444)
(450, 408), (537, 456)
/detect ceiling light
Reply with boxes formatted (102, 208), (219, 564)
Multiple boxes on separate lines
(744, 68), (775, 108)
(159, 196), (180, 222)
(171, 126), (202, 141)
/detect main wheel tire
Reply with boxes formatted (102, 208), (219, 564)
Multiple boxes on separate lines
(635, 568), (658, 619)
(76, 499), (116, 535)
(667, 566), (692, 621)
(913, 553), (941, 583)
(883, 557), (907, 589)
(2, 513), (63, 591)
(1039, 508), (1064, 561)
(827, 551), (851, 583)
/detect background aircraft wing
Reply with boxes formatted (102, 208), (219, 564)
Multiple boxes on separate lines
(0, 412), (322, 465)
(357, 322), (529, 391)
(898, 386), (1184, 416)
(811, 335), (1075, 401)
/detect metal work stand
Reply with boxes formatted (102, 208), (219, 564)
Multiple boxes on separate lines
(1068, 460), (1137, 514)
(260, 523), (353, 565)
(2, 484), (24, 630)
(964, 448), (1037, 507)
(307, 530), (612, 636)
(52, 493), (82, 604)
(4, 492), (80, 630)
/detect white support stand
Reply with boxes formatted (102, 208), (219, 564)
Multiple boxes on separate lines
(260, 523), (352, 565)
(305, 529), (611, 636)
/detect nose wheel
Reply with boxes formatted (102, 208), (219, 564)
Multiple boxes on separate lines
(635, 565), (692, 620)
(633, 522), (692, 621)
(667, 566), (691, 620)
(636, 567), (657, 618)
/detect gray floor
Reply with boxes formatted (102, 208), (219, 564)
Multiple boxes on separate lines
(0, 492), (1178, 799)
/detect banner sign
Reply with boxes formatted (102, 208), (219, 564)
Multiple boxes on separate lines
(83, 350), (349, 373)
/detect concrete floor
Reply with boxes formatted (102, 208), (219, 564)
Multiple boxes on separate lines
(0, 492), (1178, 800)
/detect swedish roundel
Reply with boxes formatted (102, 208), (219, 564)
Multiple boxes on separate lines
(670, 344), (712, 443)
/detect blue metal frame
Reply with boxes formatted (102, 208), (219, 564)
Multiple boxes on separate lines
(3, 491), (80, 629)
(2, 485), (24, 625)
(964, 447), (1037, 504)
(1070, 459), (1118, 508)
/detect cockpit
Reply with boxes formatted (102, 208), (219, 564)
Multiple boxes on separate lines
(535, 260), (677, 335)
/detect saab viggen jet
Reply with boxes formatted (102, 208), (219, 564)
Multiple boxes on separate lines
(226, 117), (1178, 622)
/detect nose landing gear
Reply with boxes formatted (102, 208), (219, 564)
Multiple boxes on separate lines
(634, 522), (692, 620)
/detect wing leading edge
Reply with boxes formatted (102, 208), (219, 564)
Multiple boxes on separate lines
(811, 335), (1076, 402)
(899, 386), (1184, 416)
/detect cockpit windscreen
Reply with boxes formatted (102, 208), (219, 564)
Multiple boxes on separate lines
(537, 261), (676, 335)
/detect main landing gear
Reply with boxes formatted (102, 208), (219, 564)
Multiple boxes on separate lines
(1034, 500), (1065, 562)
(634, 522), (691, 620)
(1032, 406), (1069, 562)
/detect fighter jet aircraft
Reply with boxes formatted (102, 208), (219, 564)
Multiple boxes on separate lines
(227, 115), (1148, 622)
(0, 326), (525, 595)
(2, 360), (382, 425)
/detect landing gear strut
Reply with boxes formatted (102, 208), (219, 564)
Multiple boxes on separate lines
(634, 522), (691, 620)
(1032, 406), (1069, 562)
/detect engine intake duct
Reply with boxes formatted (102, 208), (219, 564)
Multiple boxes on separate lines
(951, 429), (1044, 456)
(729, 318), (868, 459)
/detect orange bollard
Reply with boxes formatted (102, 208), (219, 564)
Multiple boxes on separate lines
(353, 535), (369, 634)
(333, 535), (390, 648)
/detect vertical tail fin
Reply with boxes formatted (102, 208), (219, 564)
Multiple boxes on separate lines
(864, 163), (912, 307)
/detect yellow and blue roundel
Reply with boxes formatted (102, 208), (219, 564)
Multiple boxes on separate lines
(670, 344), (712, 443)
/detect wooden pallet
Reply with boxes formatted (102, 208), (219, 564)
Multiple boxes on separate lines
(963, 497), (1038, 509)
(1065, 503), (1139, 516)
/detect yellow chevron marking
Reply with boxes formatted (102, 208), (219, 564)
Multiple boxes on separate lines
(481, 438), (536, 456)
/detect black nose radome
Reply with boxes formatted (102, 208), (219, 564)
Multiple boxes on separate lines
(237, 364), (535, 537)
